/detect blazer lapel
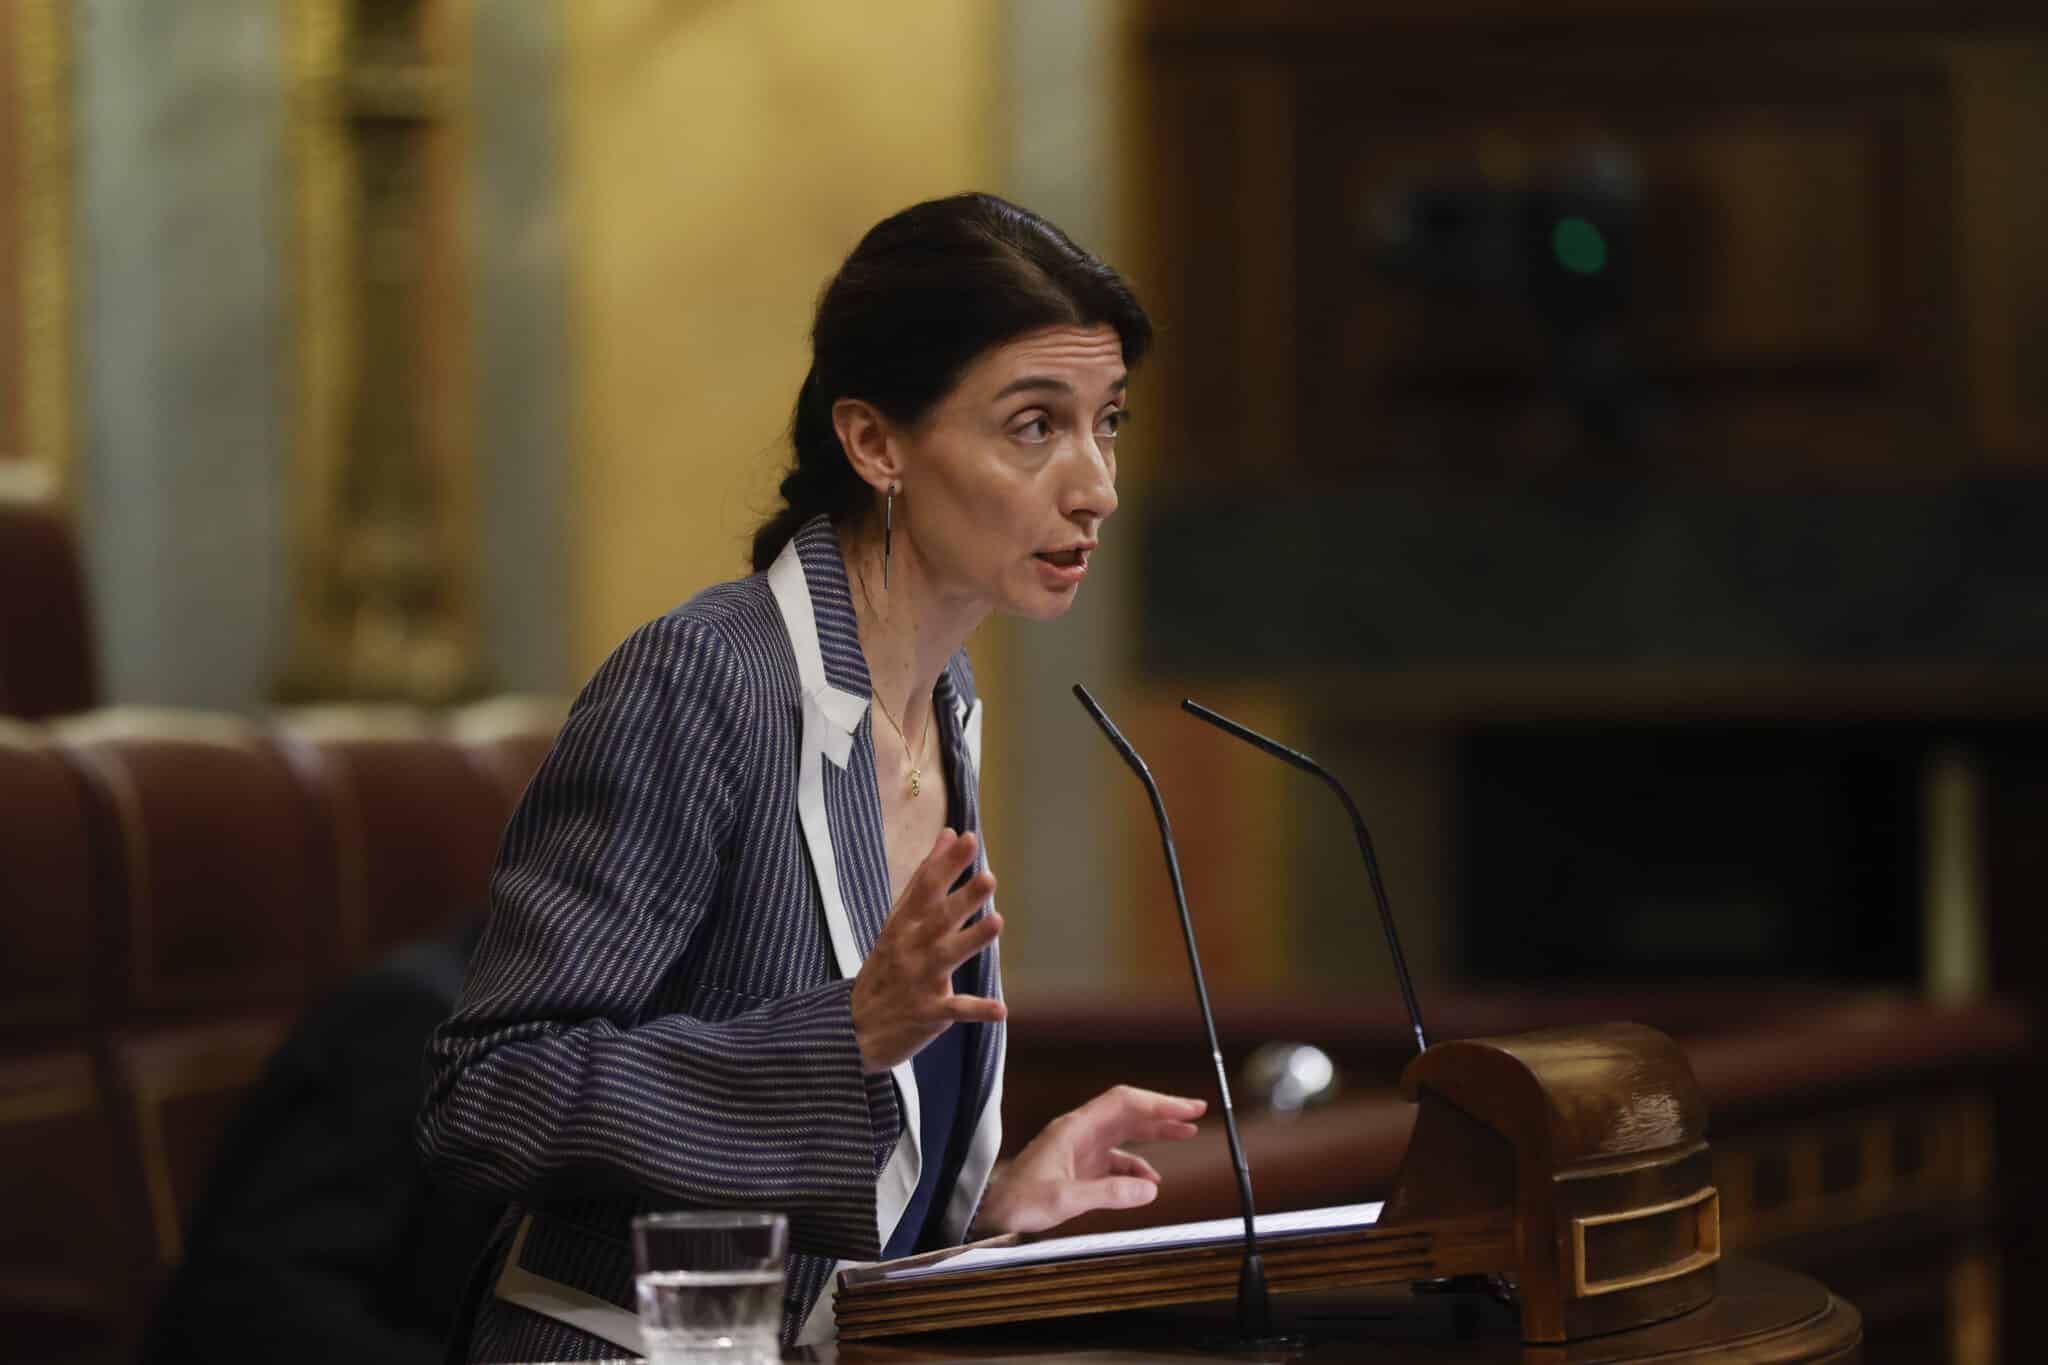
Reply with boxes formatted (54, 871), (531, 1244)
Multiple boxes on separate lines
(768, 523), (1008, 1269)
(768, 521), (895, 967)
(766, 519), (925, 1263)
(932, 665), (1005, 1245)
(932, 668), (992, 999)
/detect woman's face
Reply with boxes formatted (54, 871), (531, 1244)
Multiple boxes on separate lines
(895, 323), (1127, 622)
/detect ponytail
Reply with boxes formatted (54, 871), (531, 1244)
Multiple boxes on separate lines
(749, 369), (864, 571)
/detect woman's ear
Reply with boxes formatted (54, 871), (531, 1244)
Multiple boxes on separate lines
(831, 398), (901, 494)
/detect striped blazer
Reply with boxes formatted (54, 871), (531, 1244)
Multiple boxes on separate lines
(417, 515), (1005, 1359)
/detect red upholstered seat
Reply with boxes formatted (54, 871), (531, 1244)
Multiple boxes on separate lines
(54, 711), (334, 1021)
(277, 707), (515, 972)
(449, 694), (568, 812)
(0, 478), (99, 721)
(0, 721), (95, 1046)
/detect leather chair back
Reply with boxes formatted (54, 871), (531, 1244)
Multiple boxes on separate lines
(0, 720), (95, 1045)
(0, 1049), (137, 1356)
(55, 710), (334, 1022)
(449, 693), (567, 812)
(106, 1017), (287, 1267)
(0, 478), (98, 720)
(278, 707), (513, 972)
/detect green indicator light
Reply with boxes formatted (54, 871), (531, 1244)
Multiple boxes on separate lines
(1552, 216), (1607, 276)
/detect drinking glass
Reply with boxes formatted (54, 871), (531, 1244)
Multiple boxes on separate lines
(632, 1210), (788, 1365)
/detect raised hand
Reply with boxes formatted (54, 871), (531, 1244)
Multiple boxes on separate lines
(972, 1085), (1207, 1236)
(851, 828), (1005, 1074)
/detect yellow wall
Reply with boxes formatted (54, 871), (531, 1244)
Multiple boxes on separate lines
(561, 0), (999, 669)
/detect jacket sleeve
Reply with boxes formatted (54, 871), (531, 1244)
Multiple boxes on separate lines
(415, 614), (901, 1261)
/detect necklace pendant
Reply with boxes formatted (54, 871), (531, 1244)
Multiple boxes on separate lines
(908, 767), (922, 798)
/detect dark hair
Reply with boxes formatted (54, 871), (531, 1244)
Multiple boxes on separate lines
(749, 193), (1153, 571)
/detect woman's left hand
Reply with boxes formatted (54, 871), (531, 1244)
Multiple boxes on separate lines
(972, 1086), (1207, 1236)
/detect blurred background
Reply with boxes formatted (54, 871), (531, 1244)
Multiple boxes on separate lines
(2, 1), (2044, 1362)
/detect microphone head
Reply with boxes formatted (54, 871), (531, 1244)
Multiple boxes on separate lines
(1179, 695), (1431, 1057)
(1181, 697), (1312, 772)
(1073, 683), (1149, 782)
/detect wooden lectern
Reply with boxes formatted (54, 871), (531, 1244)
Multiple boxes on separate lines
(1383, 1020), (1718, 1342)
(832, 1023), (1860, 1360)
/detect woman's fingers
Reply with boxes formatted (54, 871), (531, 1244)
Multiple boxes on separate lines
(906, 838), (993, 947)
(1081, 1086), (1205, 1129)
(1062, 1177), (1157, 1222)
(908, 830), (978, 916)
(852, 825), (1004, 1073)
(940, 908), (1002, 969)
(944, 992), (1008, 1025)
(1061, 1087), (1205, 1152)
(948, 867), (997, 915)
(929, 872), (996, 941)
(1125, 1118), (1201, 1144)
(1111, 1088), (1207, 1120)
(1107, 1147), (1163, 1183)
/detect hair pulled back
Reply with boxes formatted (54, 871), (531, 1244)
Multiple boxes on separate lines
(750, 193), (1152, 572)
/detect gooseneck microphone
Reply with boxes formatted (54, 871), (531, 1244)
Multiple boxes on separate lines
(1180, 699), (1430, 1057)
(1072, 684), (1289, 1347)
(1178, 702), (1525, 1313)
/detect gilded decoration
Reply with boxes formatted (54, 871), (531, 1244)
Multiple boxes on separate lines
(282, 0), (480, 703)
(8, 0), (75, 493)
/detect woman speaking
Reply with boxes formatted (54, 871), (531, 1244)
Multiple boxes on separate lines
(418, 193), (1205, 1360)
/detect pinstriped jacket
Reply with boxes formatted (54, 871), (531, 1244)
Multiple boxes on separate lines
(417, 516), (1004, 1359)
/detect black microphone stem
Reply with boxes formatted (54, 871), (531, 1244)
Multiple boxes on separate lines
(1180, 699), (1430, 1057)
(1073, 684), (1279, 1344)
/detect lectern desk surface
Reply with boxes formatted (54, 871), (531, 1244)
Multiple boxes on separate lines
(817, 1257), (1860, 1364)
(498, 1260), (1854, 1365)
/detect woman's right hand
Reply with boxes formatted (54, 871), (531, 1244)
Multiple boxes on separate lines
(851, 828), (1006, 1073)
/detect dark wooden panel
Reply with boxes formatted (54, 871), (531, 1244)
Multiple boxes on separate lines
(1142, 1), (2048, 45)
(1291, 58), (1957, 481)
(1143, 65), (1246, 486)
(0, 1050), (136, 1327)
(1136, 7), (2048, 485)
(998, 988), (2027, 1163)
(107, 1017), (287, 1267)
(1135, 480), (2048, 676)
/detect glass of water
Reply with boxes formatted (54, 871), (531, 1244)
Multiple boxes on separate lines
(632, 1210), (787, 1365)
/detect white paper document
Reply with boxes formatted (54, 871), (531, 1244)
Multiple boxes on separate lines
(871, 1201), (1386, 1282)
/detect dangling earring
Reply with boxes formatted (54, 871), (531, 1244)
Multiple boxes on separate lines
(883, 483), (896, 589)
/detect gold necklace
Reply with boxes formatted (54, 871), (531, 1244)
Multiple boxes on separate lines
(870, 688), (932, 797)
(851, 555), (933, 797)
